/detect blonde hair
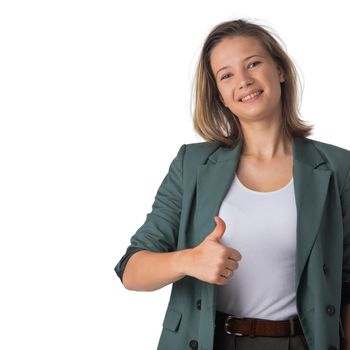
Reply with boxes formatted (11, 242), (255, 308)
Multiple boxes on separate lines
(192, 19), (313, 148)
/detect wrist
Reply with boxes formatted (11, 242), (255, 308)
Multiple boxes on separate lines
(174, 248), (194, 278)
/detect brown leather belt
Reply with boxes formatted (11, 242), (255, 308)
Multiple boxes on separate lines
(215, 311), (304, 337)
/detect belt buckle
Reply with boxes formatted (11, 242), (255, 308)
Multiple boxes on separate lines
(224, 315), (243, 336)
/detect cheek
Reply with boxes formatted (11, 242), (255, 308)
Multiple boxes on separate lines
(269, 79), (282, 97)
(218, 86), (234, 104)
(265, 69), (282, 90)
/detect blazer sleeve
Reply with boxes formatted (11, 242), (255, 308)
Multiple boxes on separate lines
(114, 144), (186, 283)
(341, 158), (350, 304)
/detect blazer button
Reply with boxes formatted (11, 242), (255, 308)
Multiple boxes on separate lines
(323, 264), (328, 275)
(196, 299), (202, 310)
(189, 339), (198, 349)
(326, 305), (336, 316)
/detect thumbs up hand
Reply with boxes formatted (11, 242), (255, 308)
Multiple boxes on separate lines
(206, 215), (227, 242)
(187, 216), (242, 285)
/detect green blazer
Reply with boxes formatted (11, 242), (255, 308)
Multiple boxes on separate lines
(115, 136), (350, 350)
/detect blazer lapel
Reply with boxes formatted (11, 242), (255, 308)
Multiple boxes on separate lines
(292, 137), (332, 290)
(195, 136), (332, 292)
(195, 139), (242, 244)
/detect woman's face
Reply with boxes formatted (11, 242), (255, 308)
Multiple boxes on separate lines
(210, 36), (285, 124)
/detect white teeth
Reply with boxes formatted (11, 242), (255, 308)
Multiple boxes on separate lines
(241, 90), (262, 102)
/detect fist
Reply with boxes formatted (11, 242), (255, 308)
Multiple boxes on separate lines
(189, 216), (242, 285)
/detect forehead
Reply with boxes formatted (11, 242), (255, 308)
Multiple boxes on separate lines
(210, 36), (269, 69)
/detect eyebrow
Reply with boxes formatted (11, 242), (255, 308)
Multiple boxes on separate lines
(215, 55), (264, 78)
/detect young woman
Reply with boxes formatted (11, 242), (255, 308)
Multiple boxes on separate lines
(115, 19), (350, 350)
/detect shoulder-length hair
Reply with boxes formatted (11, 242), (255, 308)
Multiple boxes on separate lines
(192, 19), (313, 148)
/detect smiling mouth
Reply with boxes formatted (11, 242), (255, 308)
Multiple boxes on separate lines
(240, 90), (263, 102)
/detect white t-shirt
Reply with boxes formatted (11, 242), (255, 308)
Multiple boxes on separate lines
(215, 173), (298, 320)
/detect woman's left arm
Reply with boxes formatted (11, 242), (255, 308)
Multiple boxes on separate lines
(341, 305), (350, 349)
(341, 153), (350, 349)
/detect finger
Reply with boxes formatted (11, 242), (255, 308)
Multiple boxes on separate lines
(227, 248), (242, 261)
(216, 273), (232, 285)
(226, 260), (239, 271)
(220, 268), (233, 279)
(208, 216), (226, 242)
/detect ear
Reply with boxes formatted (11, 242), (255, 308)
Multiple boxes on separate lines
(277, 66), (285, 83)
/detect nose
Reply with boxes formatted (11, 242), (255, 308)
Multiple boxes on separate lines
(238, 71), (254, 89)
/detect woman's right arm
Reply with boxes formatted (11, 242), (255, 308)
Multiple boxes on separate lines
(122, 216), (242, 291)
(115, 144), (241, 291)
(122, 249), (192, 291)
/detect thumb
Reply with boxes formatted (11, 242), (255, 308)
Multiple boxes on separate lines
(207, 216), (226, 242)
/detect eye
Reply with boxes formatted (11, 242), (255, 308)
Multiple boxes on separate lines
(248, 61), (261, 68)
(220, 73), (233, 81)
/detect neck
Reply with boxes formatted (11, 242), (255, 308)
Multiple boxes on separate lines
(240, 127), (292, 161)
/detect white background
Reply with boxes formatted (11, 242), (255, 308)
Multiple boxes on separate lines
(0, 1), (349, 349)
